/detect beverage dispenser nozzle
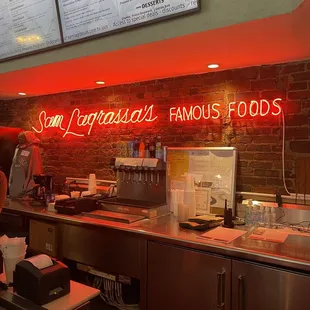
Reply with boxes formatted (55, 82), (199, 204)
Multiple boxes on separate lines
(119, 165), (126, 183)
(137, 166), (143, 183)
(156, 171), (160, 186)
(126, 167), (131, 184)
(143, 167), (149, 185)
(150, 168), (155, 185)
(132, 166), (137, 184)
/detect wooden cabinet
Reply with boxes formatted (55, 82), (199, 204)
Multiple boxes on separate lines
(231, 260), (310, 310)
(147, 242), (231, 310)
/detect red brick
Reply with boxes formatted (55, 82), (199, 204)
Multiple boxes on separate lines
(274, 161), (293, 170)
(307, 63), (310, 70)
(239, 177), (267, 185)
(129, 86), (145, 93)
(292, 71), (310, 82)
(233, 144), (247, 151)
(303, 100), (310, 108)
(203, 92), (225, 102)
(285, 114), (309, 126)
(261, 90), (287, 100)
(267, 178), (293, 188)
(276, 75), (291, 90)
(232, 67), (259, 79)
(281, 63), (305, 74)
(254, 153), (281, 161)
(252, 136), (279, 143)
(286, 127), (309, 139)
(288, 90), (310, 100)
(239, 161), (249, 167)
(254, 169), (280, 177)
(290, 141), (310, 153)
(231, 135), (253, 144)
(260, 66), (278, 79)
(235, 92), (260, 101)
(182, 78), (203, 88)
(249, 186), (270, 194)
(271, 145), (283, 152)
(227, 93), (235, 102)
(146, 84), (163, 92)
(245, 128), (272, 135)
(281, 101), (301, 114)
(251, 79), (276, 91)
(288, 82), (308, 91)
(237, 167), (253, 176)
(183, 95), (204, 103)
(238, 153), (255, 160)
(227, 80), (250, 92)
(247, 145), (271, 152)
(201, 83), (226, 93)
(163, 80), (183, 89)
(236, 184), (252, 192)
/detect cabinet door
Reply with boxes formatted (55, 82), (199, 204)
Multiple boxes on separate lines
(232, 260), (310, 310)
(147, 242), (231, 310)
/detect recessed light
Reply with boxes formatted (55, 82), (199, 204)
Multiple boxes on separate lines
(18, 92), (27, 96)
(207, 64), (219, 69)
(95, 81), (105, 85)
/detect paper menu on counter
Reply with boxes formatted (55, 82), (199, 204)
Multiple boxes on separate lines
(199, 227), (247, 243)
(248, 228), (288, 243)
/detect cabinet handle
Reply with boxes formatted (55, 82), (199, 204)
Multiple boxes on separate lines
(217, 270), (226, 309)
(238, 275), (244, 310)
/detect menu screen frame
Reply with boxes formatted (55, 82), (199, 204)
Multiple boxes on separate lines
(0, 0), (200, 63)
(0, 0), (64, 62)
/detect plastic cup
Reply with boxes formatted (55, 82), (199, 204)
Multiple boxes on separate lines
(3, 253), (26, 283)
(70, 191), (80, 199)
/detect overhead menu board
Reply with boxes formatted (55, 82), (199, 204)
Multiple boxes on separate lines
(0, 0), (62, 60)
(57, 0), (199, 43)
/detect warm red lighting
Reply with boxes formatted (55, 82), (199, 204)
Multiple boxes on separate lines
(32, 105), (157, 137)
(32, 99), (282, 137)
(170, 99), (282, 122)
(169, 103), (221, 122)
(207, 64), (219, 69)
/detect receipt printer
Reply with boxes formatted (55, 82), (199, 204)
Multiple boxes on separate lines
(13, 254), (70, 305)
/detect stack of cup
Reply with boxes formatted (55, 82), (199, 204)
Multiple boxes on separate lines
(88, 174), (97, 195)
(184, 175), (196, 217)
(0, 235), (27, 283)
(171, 189), (184, 217)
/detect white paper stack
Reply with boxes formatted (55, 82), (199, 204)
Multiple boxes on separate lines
(0, 235), (27, 283)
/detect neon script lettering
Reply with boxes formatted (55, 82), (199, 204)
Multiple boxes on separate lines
(169, 99), (282, 122)
(32, 105), (157, 137)
(32, 99), (282, 137)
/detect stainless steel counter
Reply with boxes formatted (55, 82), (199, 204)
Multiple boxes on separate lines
(3, 199), (310, 273)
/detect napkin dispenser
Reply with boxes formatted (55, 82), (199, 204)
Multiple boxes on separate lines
(13, 254), (70, 305)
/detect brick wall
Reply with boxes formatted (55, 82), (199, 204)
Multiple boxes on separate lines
(0, 60), (310, 194)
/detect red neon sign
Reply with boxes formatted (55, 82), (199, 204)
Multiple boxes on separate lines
(32, 99), (282, 137)
(32, 105), (157, 137)
(169, 98), (282, 122)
